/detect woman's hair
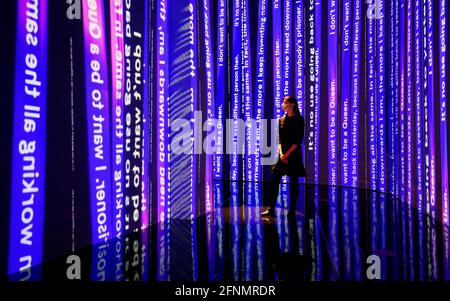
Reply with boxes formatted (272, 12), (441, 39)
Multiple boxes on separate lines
(284, 96), (301, 117)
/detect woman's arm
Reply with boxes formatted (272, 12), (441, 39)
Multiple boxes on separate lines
(282, 144), (298, 159)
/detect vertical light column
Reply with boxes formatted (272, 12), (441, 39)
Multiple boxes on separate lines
(406, 0), (415, 280)
(141, 0), (150, 281)
(155, 0), (170, 281)
(82, 0), (113, 281)
(254, 0), (267, 281)
(109, 0), (125, 281)
(439, 0), (449, 280)
(8, 0), (48, 281)
(341, 0), (352, 280)
(201, 0), (215, 280)
(213, 0), (226, 280)
(351, 0), (362, 281)
(377, 0), (388, 280)
(231, 0), (241, 281)
(215, 0), (226, 183)
(327, 0), (339, 279)
(399, 0), (408, 280)
(414, 0), (425, 280)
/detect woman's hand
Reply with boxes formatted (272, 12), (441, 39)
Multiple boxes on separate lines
(280, 154), (288, 164)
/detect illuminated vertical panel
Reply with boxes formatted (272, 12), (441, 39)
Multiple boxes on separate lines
(351, 189), (362, 280)
(168, 0), (199, 280)
(201, 0), (215, 280)
(399, 0), (408, 280)
(254, 183), (265, 280)
(254, 0), (267, 185)
(141, 0), (150, 281)
(413, 0), (425, 280)
(377, 0), (388, 280)
(215, 0), (226, 182)
(327, 0), (339, 279)
(213, 181), (224, 280)
(350, 2), (362, 279)
(314, 0), (322, 281)
(293, 0), (305, 261)
(231, 0), (241, 184)
(242, 0), (253, 190)
(242, 0), (255, 280)
(389, 0), (396, 200)
(367, 0), (378, 194)
(203, 0), (214, 213)
(406, 0), (415, 280)
(155, 0), (170, 281)
(230, 0), (241, 281)
(341, 0), (352, 280)
(8, 0), (48, 280)
(305, 0), (322, 281)
(109, 0), (125, 281)
(273, 0), (288, 213)
(341, 0), (351, 189)
(390, 0), (401, 280)
(351, 0), (361, 190)
(377, 0), (386, 194)
(213, 0), (226, 281)
(367, 0), (379, 271)
(82, 0), (113, 281)
(439, 0), (449, 280)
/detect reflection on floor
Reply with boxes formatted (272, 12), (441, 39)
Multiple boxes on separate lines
(5, 181), (449, 281)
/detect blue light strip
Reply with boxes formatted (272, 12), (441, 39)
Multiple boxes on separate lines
(231, 0), (241, 281)
(377, 0), (387, 281)
(155, 0), (170, 281)
(8, 0), (48, 280)
(327, 0), (339, 279)
(368, 0), (379, 267)
(141, 0), (150, 281)
(351, 0), (361, 189)
(389, 0), (396, 200)
(368, 0), (378, 193)
(242, 0), (253, 195)
(414, 0), (425, 280)
(439, 0), (449, 280)
(351, 188), (362, 280)
(377, 0), (386, 194)
(341, 0), (351, 188)
(231, 0), (241, 184)
(342, 0), (352, 281)
(407, 0), (415, 280)
(168, 0), (199, 279)
(399, 0), (407, 279)
(202, 0), (215, 280)
(394, 0), (400, 200)
(254, 0), (267, 184)
(242, 0), (254, 281)
(214, 0), (226, 181)
(109, 0), (125, 281)
(82, 0), (113, 281)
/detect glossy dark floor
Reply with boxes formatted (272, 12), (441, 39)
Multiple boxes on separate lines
(5, 181), (450, 281)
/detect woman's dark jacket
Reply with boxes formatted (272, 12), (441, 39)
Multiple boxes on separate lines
(272, 114), (307, 177)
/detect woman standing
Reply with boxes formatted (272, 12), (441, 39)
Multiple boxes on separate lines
(262, 96), (307, 217)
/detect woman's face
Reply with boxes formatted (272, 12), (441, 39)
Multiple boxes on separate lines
(281, 98), (293, 115)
